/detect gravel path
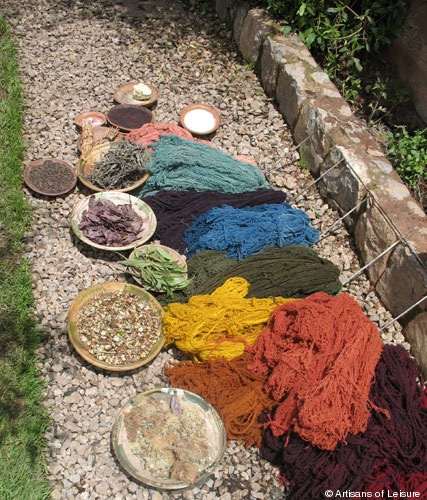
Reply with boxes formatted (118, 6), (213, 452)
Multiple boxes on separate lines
(2, 1), (407, 499)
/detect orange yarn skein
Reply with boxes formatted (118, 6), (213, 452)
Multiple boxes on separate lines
(249, 292), (384, 450)
(165, 353), (277, 448)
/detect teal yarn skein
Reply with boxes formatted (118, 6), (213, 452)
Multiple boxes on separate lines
(136, 135), (268, 196)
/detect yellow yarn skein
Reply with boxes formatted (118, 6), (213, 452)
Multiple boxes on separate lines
(163, 277), (293, 362)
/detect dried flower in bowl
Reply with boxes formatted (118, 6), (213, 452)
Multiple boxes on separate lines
(67, 282), (164, 371)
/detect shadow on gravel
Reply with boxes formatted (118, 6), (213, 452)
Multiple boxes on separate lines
(37, 0), (239, 63)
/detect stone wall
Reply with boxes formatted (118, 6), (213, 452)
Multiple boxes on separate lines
(214, 0), (427, 377)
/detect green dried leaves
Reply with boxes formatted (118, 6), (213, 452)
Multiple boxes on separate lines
(121, 244), (191, 297)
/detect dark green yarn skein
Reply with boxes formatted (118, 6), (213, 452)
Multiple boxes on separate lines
(159, 245), (342, 306)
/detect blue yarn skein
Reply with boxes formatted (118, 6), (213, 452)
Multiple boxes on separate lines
(184, 204), (319, 260)
(135, 134), (268, 196)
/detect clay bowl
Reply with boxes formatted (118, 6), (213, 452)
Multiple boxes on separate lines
(112, 388), (227, 489)
(107, 104), (155, 132)
(179, 103), (220, 136)
(77, 142), (150, 193)
(127, 243), (188, 291)
(75, 111), (107, 128)
(67, 281), (164, 372)
(77, 126), (124, 153)
(114, 82), (159, 107)
(70, 191), (157, 252)
(24, 158), (77, 196)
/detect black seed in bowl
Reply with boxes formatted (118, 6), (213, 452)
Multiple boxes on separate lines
(26, 159), (76, 195)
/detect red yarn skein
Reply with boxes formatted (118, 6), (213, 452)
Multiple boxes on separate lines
(249, 292), (384, 450)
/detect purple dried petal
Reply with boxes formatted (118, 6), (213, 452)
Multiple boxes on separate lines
(78, 198), (144, 246)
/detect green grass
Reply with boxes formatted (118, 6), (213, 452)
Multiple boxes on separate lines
(0, 15), (50, 500)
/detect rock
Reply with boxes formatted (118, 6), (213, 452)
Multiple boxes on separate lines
(261, 34), (289, 97)
(284, 176), (297, 190)
(239, 9), (276, 64)
(95, 482), (109, 496)
(387, 0), (427, 123)
(69, 474), (81, 484)
(215, 0), (232, 22)
(233, 4), (250, 45)
(354, 201), (398, 284)
(376, 244), (427, 318)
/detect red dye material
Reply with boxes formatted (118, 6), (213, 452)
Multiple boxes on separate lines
(127, 122), (212, 148)
(260, 345), (427, 500)
(165, 353), (277, 448)
(249, 292), (384, 450)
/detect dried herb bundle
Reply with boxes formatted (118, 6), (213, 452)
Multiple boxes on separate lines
(121, 244), (191, 297)
(78, 197), (143, 246)
(86, 141), (150, 190)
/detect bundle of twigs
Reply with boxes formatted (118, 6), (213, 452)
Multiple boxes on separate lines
(85, 140), (151, 190)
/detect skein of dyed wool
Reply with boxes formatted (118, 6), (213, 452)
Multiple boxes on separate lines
(165, 353), (277, 448)
(157, 246), (341, 306)
(127, 123), (257, 165)
(260, 345), (427, 500)
(363, 460), (427, 498)
(184, 204), (318, 260)
(135, 134), (268, 196)
(127, 122), (213, 149)
(163, 277), (293, 362)
(249, 292), (384, 450)
(140, 189), (287, 253)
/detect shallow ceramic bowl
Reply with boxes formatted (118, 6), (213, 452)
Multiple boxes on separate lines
(77, 126), (124, 153)
(77, 142), (150, 193)
(128, 243), (188, 291)
(75, 111), (107, 128)
(114, 82), (159, 107)
(24, 158), (77, 196)
(67, 282), (164, 371)
(107, 104), (155, 132)
(70, 191), (157, 251)
(112, 388), (227, 489)
(179, 103), (220, 136)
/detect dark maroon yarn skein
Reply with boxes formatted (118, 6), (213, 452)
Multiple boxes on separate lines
(260, 345), (427, 500)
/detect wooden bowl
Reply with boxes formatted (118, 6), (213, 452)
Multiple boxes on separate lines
(67, 282), (164, 371)
(77, 126), (124, 153)
(114, 82), (159, 107)
(179, 103), (220, 136)
(107, 104), (155, 132)
(70, 191), (157, 252)
(24, 158), (77, 196)
(77, 142), (150, 193)
(128, 243), (188, 291)
(75, 111), (107, 128)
